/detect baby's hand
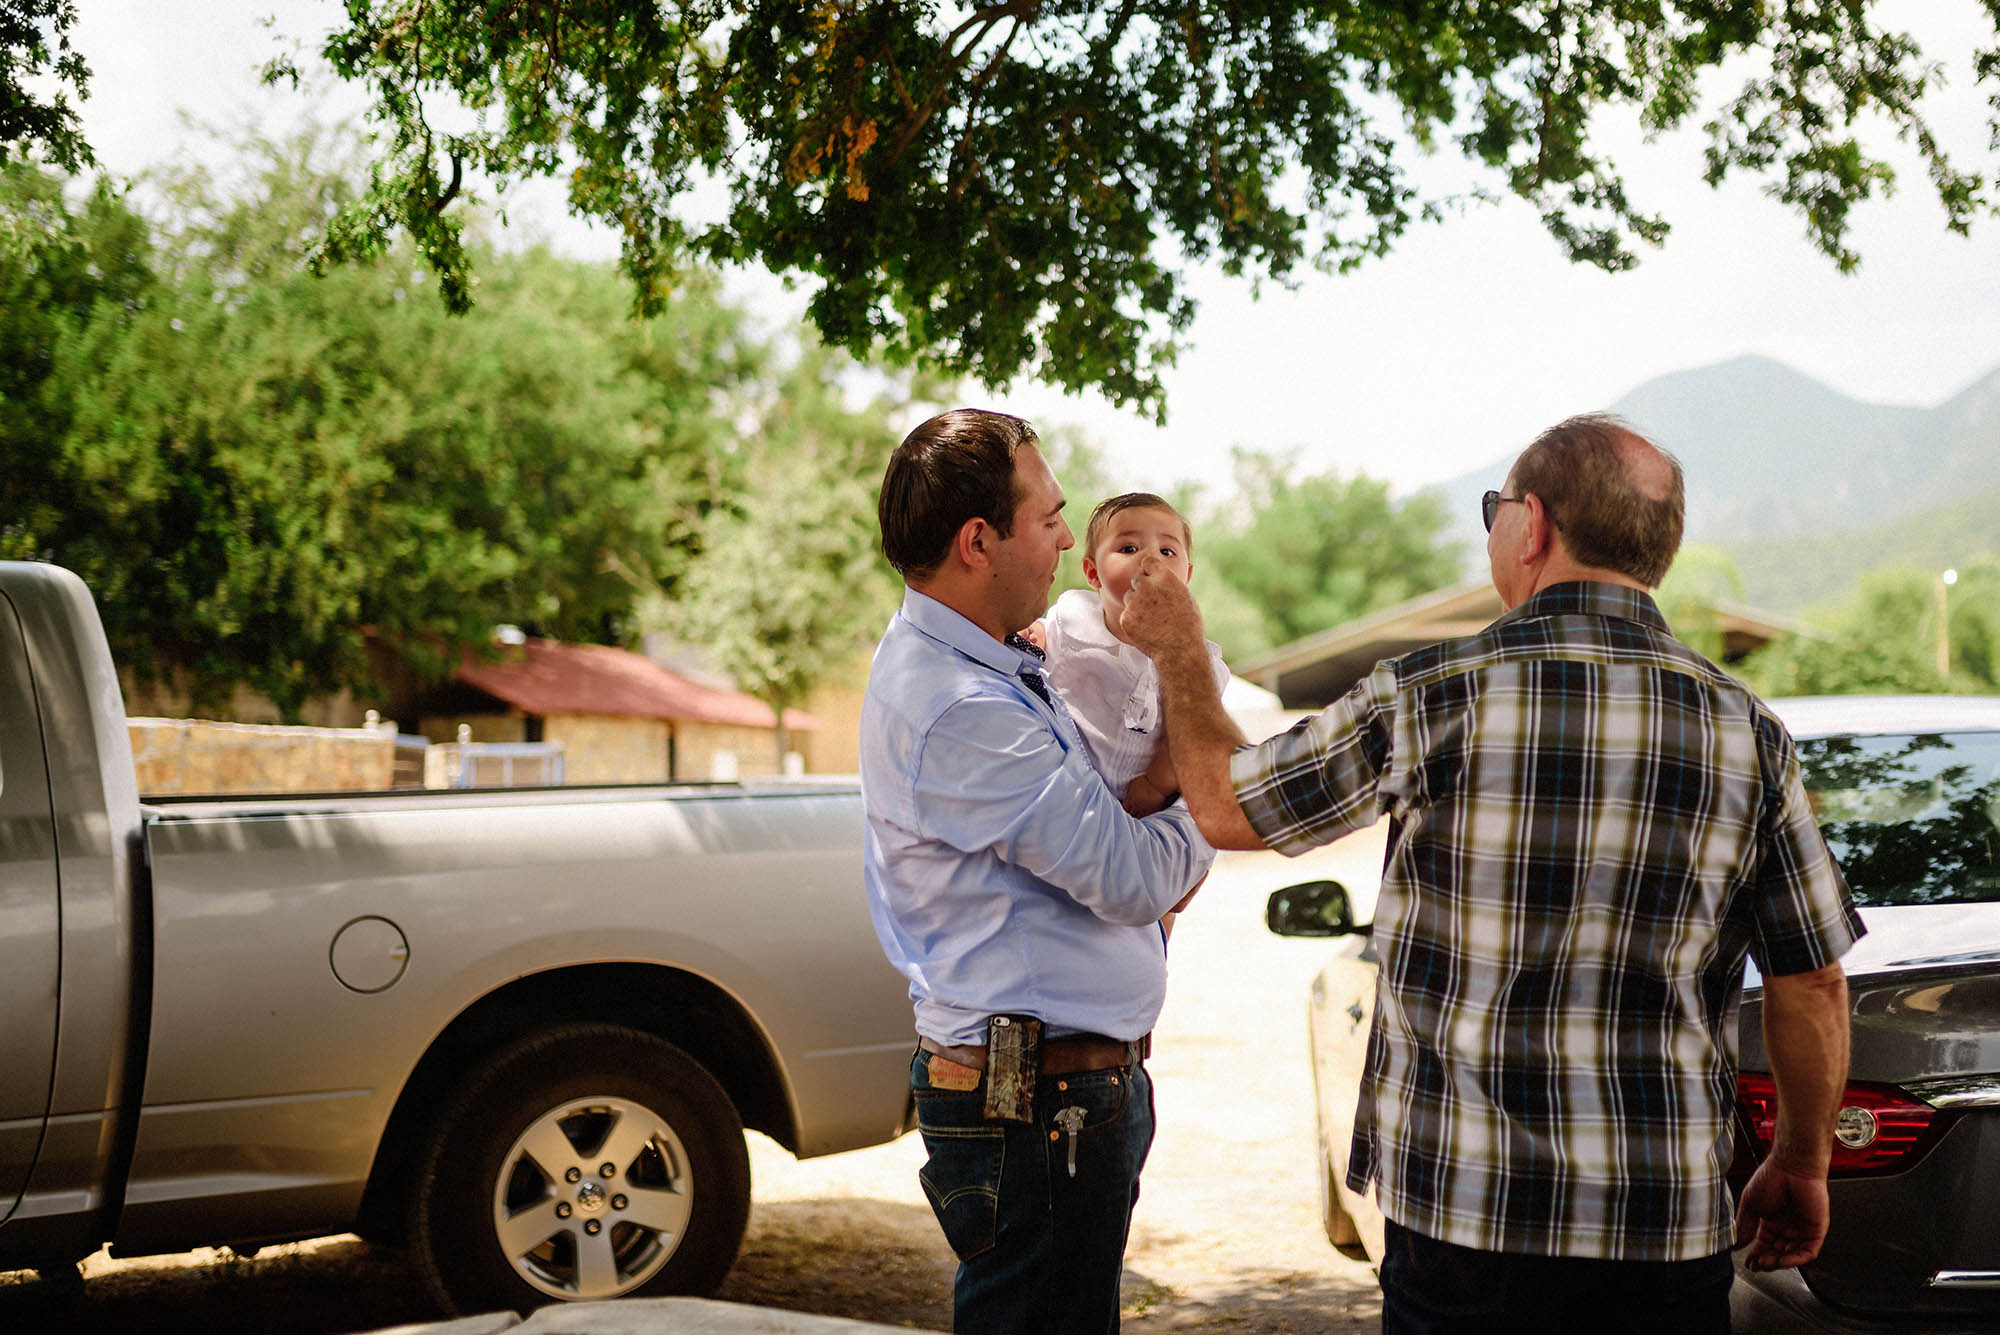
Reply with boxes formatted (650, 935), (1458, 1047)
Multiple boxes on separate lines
(1122, 773), (1170, 817)
(1020, 618), (1048, 653)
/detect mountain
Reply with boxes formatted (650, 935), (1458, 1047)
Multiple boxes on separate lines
(1729, 476), (2000, 610)
(1420, 356), (2000, 610)
(1613, 357), (1931, 544)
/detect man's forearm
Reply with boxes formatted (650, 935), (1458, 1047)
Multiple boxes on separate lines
(1761, 961), (1851, 1173)
(1153, 637), (1264, 850)
(1119, 554), (1268, 850)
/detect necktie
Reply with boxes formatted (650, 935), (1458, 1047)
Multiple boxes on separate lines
(1005, 634), (1052, 706)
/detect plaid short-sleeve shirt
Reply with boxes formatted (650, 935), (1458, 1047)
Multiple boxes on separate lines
(1233, 582), (1862, 1261)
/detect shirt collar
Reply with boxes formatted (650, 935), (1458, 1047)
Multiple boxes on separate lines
(1056, 588), (1148, 672)
(899, 587), (1039, 676)
(1491, 580), (1671, 634)
(1053, 588), (1122, 647)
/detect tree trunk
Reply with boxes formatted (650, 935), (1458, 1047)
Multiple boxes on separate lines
(770, 693), (791, 772)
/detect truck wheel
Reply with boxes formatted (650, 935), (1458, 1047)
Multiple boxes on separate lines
(409, 1023), (750, 1314)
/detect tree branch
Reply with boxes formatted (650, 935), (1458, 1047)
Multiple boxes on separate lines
(888, 1), (1039, 170)
(944, 0), (1042, 71)
(435, 150), (463, 211)
(1536, 0), (1567, 189)
(1095, 0), (1142, 67)
(942, 11), (1029, 173)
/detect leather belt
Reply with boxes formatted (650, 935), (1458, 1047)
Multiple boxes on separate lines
(919, 1031), (1150, 1076)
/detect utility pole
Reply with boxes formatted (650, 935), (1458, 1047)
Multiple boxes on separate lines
(1937, 568), (1958, 680)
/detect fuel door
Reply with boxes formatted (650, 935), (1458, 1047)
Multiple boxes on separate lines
(0, 587), (60, 1222)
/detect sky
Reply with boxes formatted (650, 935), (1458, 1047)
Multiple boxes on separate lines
(66, 2), (2000, 502)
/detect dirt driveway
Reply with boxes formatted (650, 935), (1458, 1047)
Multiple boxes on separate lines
(0, 846), (1386, 1333)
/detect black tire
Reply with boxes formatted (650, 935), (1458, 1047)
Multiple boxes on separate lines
(408, 1023), (750, 1315)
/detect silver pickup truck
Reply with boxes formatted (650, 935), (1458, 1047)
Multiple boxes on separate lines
(0, 561), (914, 1314)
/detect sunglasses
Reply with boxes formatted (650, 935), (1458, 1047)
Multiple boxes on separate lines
(1481, 490), (1526, 532)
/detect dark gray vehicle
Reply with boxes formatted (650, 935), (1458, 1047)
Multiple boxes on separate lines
(1266, 695), (2000, 1333)
(1729, 696), (2000, 1332)
(0, 561), (914, 1314)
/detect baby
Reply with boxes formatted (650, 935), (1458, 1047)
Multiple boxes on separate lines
(1036, 492), (1232, 818)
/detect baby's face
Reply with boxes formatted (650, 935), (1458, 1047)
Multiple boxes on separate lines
(1084, 506), (1193, 640)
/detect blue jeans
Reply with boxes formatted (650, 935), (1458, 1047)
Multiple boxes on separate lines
(1379, 1218), (1734, 1335)
(910, 1048), (1155, 1335)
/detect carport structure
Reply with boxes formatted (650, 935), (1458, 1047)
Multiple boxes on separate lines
(1234, 579), (1803, 710)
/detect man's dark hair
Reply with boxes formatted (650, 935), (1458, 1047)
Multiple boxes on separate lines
(1084, 493), (1192, 560)
(1513, 413), (1685, 586)
(878, 409), (1039, 580)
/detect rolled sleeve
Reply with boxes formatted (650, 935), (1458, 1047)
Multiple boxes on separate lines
(913, 696), (1212, 925)
(1232, 666), (1397, 856)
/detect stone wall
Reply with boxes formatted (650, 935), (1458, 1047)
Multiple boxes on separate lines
(415, 711), (803, 782)
(674, 719), (800, 781)
(123, 711), (812, 794)
(129, 718), (396, 796)
(543, 714), (671, 784)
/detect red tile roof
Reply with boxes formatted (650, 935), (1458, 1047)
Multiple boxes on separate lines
(456, 639), (818, 731)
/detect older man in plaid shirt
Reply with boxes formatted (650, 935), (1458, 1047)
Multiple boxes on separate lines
(1122, 414), (1860, 1333)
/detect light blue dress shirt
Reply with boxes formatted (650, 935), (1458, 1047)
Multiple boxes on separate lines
(860, 588), (1215, 1047)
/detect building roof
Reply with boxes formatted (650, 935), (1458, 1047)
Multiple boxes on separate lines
(1233, 580), (1809, 709)
(456, 639), (819, 731)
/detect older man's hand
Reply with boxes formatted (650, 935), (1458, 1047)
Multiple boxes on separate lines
(1120, 553), (1205, 659)
(1734, 1156), (1831, 1271)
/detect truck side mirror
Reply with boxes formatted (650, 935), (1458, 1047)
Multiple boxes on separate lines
(1265, 880), (1366, 938)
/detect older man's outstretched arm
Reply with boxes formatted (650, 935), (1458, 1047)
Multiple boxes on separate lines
(1119, 555), (1269, 851)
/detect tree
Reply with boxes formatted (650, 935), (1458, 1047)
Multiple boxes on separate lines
(0, 160), (153, 559)
(1655, 541), (1747, 663)
(1733, 564), (2000, 698)
(1943, 561), (2000, 688)
(273, 1), (1998, 416)
(654, 343), (902, 764)
(1199, 448), (1462, 657)
(6, 133), (757, 717)
(0, 0), (91, 171)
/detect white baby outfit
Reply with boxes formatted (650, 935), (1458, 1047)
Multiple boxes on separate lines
(1042, 587), (1232, 799)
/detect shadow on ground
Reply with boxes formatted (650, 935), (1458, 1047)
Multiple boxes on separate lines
(0, 1236), (436, 1335)
(722, 1198), (1382, 1334)
(717, 1196), (954, 1328)
(0, 1198), (950, 1335)
(0, 1197), (1378, 1335)
(1121, 1264), (1382, 1333)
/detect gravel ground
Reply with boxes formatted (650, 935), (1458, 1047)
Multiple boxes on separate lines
(0, 845), (1386, 1333)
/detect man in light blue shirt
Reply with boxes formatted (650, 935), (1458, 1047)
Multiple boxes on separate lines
(862, 408), (1213, 1335)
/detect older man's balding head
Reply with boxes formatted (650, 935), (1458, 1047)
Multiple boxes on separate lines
(1508, 414), (1685, 587)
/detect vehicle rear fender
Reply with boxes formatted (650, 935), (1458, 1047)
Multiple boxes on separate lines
(355, 962), (792, 1242)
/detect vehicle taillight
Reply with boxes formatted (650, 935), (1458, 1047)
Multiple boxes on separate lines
(1730, 1073), (1956, 1181)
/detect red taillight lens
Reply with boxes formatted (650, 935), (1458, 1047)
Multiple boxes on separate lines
(1731, 1073), (1955, 1180)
